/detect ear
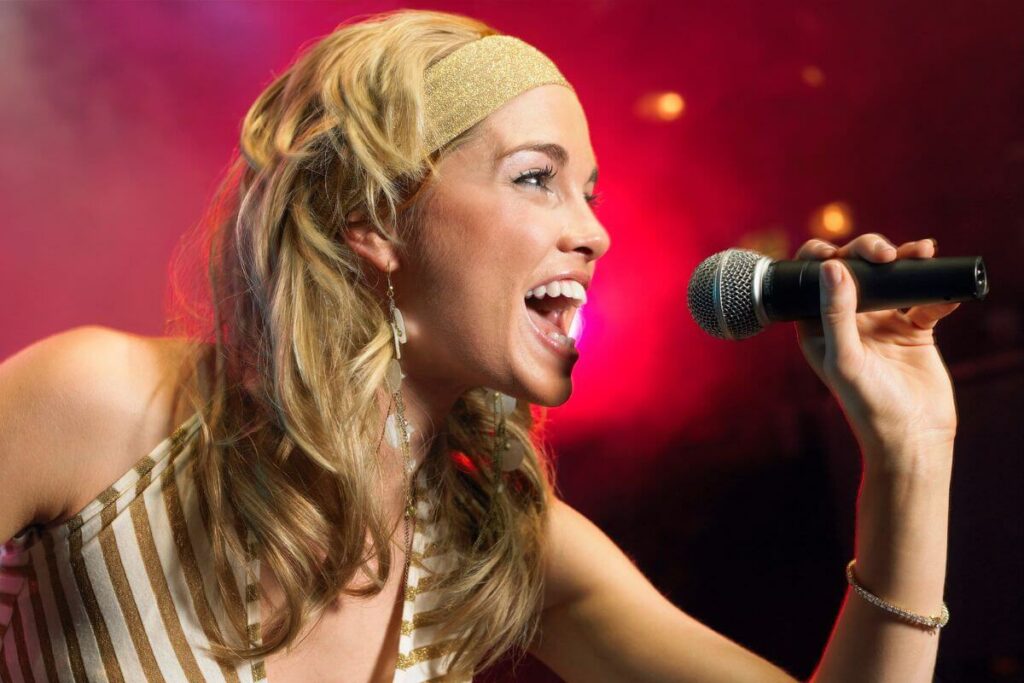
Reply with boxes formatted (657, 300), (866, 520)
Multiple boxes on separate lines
(342, 209), (401, 275)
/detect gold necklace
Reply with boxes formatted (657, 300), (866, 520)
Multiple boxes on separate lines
(383, 265), (416, 591)
(391, 389), (416, 588)
(373, 391), (415, 594)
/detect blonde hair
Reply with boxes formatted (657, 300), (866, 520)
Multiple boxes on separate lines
(165, 8), (557, 678)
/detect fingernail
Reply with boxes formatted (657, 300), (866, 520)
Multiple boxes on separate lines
(875, 239), (896, 253)
(929, 238), (938, 250)
(823, 261), (842, 288)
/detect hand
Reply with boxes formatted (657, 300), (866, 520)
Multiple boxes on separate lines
(794, 233), (961, 463)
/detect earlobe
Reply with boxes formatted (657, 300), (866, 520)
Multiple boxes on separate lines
(342, 210), (400, 275)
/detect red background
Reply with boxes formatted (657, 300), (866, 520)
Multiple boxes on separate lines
(2, 2), (1021, 680)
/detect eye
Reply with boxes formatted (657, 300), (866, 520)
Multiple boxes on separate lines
(514, 165), (557, 192)
(515, 166), (604, 208)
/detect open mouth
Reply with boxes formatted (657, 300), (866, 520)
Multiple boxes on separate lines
(523, 285), (584, 350)
(524, 297), (578, 339)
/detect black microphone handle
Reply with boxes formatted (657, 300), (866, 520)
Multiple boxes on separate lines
(761, 256), (988, 322)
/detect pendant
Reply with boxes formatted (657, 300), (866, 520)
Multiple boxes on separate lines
(390, 306), (407, 359)
(498, 392), (516, 415)
(385, 413), (414, 450)
(386, 358), (403, 392)
(500, 440), (525, 471)
(391, 324), (403, 360)
(393, 307), (407, 343)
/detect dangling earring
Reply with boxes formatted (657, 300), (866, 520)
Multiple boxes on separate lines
(490, 390), (525, 490)
(384, 265), (414, 452)
(377, 267), (417, 593)
(387, 265), (408, 361)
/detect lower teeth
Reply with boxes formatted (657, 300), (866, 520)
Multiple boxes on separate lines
(547, 331), (574, 346)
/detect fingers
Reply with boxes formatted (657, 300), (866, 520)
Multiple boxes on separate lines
(795, 238), (839, 260)
(904, 301), (961, 330)
(894, 238), (938, 259)
(795, 233), (938, 263)
(835, 233), (899, 262)
(795, 234), (894, 261)
(819, 258), (864, 377)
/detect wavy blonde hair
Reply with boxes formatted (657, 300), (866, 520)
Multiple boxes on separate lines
(164, 8), (557, 678)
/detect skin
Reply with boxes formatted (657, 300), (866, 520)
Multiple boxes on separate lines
(348, 83), (960, 681)
(344, 84), (609, 468)
(0, 82), (960, 682)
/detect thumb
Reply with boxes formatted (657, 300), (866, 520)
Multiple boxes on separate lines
(820, 259), (864, 377)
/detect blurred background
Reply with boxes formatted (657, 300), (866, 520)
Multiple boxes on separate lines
(1, 1), (1021, 680)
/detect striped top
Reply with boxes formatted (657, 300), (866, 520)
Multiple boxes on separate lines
(0, 412), (468, 682)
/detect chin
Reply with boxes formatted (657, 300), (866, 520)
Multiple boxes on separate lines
(519, 376), (573, 408)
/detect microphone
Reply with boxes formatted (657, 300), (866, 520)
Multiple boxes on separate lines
(686, 248), (988, 340)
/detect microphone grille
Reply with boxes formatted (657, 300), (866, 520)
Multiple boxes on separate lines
(686, 248), (765, 340)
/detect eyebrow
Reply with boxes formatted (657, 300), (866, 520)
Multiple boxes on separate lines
(496, 142), (599, 185)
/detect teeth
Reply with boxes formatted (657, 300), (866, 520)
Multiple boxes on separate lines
(525, 279), (588, 304)
(572, 281), (588, 303)
(547, 331), (575, 347)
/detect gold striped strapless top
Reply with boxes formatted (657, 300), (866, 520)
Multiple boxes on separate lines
(0, 412), (467, 682)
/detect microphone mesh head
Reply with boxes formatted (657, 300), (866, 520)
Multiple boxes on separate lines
(686, 248), (765, 340)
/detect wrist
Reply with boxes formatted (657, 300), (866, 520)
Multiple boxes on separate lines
(861, 439), (955, 481)
(854, 452), (952, 618)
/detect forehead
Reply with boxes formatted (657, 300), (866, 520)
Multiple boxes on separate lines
(462, 85), (596, 169)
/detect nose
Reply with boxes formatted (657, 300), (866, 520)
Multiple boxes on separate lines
(559, 200), (611, 262)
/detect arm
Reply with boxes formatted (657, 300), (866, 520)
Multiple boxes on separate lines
(528, 497), (799, 683)
(795, 233), (959, 681)
(810, 445), (952, 682)
(529, 233), (960, 682)
(530, 460), (951, 683)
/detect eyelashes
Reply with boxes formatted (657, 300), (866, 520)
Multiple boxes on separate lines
(513, 165), (603, 208)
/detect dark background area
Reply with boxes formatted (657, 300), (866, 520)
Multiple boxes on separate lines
(1, 1), (1021, 680)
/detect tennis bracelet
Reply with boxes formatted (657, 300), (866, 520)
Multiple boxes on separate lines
(846, 559), (950, 632)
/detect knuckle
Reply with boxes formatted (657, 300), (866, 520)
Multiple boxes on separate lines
(861, 232), (891, 248)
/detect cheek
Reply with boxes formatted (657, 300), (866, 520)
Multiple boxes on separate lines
(423, 195), (549, 288)
(408, 191), (556, 357)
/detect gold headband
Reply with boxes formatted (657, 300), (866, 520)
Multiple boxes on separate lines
(423, 35), (574, 154)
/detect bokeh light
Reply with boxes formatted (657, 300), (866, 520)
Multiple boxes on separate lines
(809, 201), (854, 241)
(801, 65), (825, 87)
(634, 91), (686, 122)
(2, 5), (1020, 679)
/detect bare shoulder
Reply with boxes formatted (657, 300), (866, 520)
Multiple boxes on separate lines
(0, 325), (198, 539)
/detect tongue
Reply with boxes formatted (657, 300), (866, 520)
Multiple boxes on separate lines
(526, 306), (563, 336)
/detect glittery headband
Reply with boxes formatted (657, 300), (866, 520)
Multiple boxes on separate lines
(423, 35), (574, 154)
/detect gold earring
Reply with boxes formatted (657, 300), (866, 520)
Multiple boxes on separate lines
(384, 266), (414, 451)
(386, 266), (407, 360)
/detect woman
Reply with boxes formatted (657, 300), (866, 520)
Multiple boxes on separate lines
(0, 8), (960, 682)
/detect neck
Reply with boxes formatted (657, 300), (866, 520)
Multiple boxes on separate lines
(378, 370), (462, 477)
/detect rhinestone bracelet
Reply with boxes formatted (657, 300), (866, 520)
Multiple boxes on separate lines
(846, 560), (950, 632)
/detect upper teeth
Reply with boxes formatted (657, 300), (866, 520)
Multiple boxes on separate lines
(525, 280), (588, 304)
